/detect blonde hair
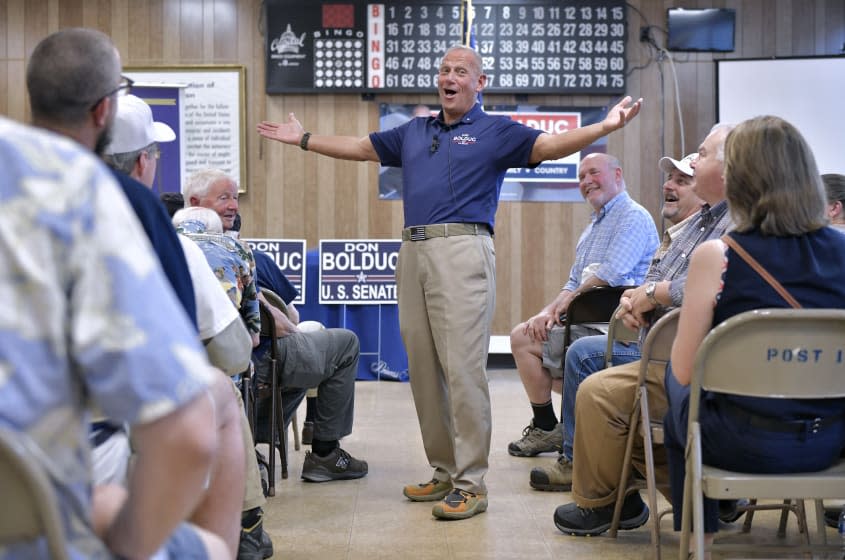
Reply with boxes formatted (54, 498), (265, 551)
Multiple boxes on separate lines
(724, 116), (827, 236)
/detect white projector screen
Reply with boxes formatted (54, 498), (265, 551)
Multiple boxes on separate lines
(717, 57), (845, 175)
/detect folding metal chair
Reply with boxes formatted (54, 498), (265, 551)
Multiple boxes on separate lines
(680, 308), (845, 559)
(562, 286), (634, 351)
(608, 308), (680, 559)
(0, 427), (68, 559)
(256, 296), (290, 492)
(604, 302), (640, 368)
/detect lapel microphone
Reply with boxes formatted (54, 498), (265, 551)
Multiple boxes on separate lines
(430, 135), (440, 154)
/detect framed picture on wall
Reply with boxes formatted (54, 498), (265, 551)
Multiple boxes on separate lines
(124, 65), (247, 194)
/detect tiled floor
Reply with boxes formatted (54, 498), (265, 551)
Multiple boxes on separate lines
(261, 368), (837, 560)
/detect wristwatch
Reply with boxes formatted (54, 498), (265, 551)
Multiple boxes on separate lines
(645, 281), (658, 306)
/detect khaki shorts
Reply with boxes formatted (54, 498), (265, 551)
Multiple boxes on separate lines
(541, 324), (605, 378)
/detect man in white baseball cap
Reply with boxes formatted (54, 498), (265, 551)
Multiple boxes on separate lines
(103, 94), (176, 188)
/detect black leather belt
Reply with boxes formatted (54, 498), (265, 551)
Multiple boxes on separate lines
(401, 223), (491, 242)
(719, 399), (843, 435)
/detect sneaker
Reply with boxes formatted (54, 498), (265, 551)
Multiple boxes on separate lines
(529, 454), (573, 491)
(301, 447), (368, 482)
(432, 489), (488, 520)
(301, 420), (314, 445)
(508, 421), (563, 457)
(554, 492), (649, 537)
(403, 478), (453, 502)
(237, 518), (273, 560)
(718, 499), (749, 524)
(824, 506), (841, 529)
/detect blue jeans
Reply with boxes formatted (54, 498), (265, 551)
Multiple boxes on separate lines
(561, 334), (641, 459)
(664, 362), (845, 533)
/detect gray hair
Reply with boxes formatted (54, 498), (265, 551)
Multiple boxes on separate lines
(172, 206), (224, 233)
(182, 168), (235, 203)
(26, 28), (121, 127)
(708, 123), (735, 162)
(102, 144), (152, 176)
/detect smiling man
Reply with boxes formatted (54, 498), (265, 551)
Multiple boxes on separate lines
(507, 152), (657, 460)
(256, 45), (643, 520)
(543, 129), (736, 538)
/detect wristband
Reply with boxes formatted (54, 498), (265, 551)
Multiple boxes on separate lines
(300, 132), (311, 151)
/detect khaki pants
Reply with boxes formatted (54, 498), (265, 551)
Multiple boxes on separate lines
(234, 383), (265, 511)
(396, 234), (496, 494)
(571, 359), (670, 508)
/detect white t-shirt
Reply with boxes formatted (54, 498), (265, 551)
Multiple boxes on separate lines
(178, 234), (239, 340)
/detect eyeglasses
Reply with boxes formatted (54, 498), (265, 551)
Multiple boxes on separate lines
(90, 76), (134, 110)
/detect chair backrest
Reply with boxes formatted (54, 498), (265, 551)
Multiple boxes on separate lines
(605, 303), (640, 367)
(564, 286), (632, 348)
(0, 428), (68, 559)
(692, 308), (845, 400)
(641, 308), (681, 366)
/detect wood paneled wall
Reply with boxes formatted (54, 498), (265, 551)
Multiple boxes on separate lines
(2, 0), (843, 334)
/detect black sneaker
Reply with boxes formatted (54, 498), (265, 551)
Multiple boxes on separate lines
(301, 447), (368, 482)
(824, 506), (841, 529)
(237, 518), (273, 560)
(553, 492), (649, 537)
(718, 499), (749, 524)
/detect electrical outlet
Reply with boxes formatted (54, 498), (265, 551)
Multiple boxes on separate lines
(640, 26), (650, 43)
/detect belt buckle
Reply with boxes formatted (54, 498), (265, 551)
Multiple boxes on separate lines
(409, 226), (427, 241)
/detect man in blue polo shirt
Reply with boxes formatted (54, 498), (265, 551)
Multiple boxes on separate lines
(257, 45), (642, 519)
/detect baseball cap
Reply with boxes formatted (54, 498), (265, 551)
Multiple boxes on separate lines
(104, 94), (176, 155)
(658, 153), (697, 176)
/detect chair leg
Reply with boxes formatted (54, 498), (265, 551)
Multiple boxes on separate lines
(741, 498), (756, 533)
(609, 393), (642, 538)
(640, 392), (663, 560)
(267, 359), (278, 497)
(276, 385), (288, 480)
(813, 499), (827, 546)
(776, 499), (791, 538)
(292, 410), (301, 451)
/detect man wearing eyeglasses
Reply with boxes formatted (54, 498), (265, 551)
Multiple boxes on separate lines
(103, 93), (174, 190)
(27, 28), (195, 329)
(25, 27), (245, 559)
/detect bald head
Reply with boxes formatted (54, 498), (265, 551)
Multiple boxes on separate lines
(27, 28), (121, 129)
(578, 153), (625, 211)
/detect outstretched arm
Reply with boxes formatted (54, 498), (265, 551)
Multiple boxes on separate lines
(257, 112), (380, 162)
(528, 96), (643, 165)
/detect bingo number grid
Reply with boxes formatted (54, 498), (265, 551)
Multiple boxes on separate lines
(265, 0), (627, 95)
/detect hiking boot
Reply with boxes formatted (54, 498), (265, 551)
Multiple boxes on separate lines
(432, 489), (488, 520)
(403, 478), (453, 502)
(301, 447), (368, 482)
(301, 420), (314, 445)
(529, 454), (573, 491)
(554, 492), (649, 537)
(508, 421), (563, 457)
(237, 518), (273, 560)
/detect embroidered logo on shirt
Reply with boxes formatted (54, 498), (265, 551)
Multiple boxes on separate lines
(452, 133), (478, 146)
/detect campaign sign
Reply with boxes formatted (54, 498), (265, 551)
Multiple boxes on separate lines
(497, 112), (581, 183)
(319, 240), (401, 304)
(243, 239), (306, 305)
